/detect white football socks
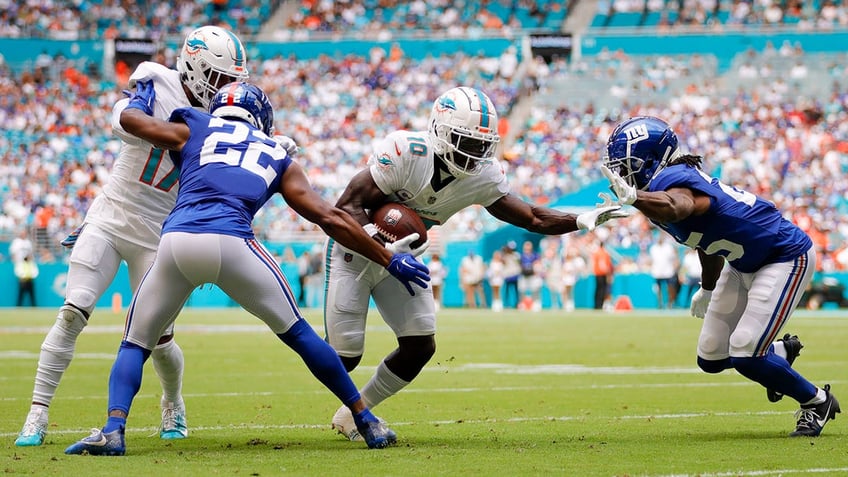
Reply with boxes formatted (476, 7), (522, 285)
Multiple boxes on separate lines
(360, 360), (410, 409)
(151, 339), (185, 407)
(31, 305), (88, 408)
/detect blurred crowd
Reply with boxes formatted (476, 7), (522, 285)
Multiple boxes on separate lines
(600, 0), (848, 30)
(280, 0), (565, 40)
(0, 0), (276, 40)
(6, 0), (848, 44)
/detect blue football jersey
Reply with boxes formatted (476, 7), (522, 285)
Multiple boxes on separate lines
(161, 108), (290, 239)
(648, 164), (811, 273)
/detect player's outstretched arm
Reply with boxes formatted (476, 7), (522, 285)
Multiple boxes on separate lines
(486, 193), (580, 235)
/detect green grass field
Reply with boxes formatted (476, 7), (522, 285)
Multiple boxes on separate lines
(2, 307), (847, 476)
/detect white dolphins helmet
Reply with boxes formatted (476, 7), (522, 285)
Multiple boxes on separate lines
(429, 87), (501, 177)
(177, 25), (249, 108)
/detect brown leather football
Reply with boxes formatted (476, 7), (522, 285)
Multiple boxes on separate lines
(369, 203), (427, 249)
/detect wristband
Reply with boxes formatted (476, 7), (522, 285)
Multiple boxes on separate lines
(363, 223), (379, 238)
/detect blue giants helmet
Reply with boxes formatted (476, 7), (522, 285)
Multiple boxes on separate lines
(209, 82), (275, 136)
(604, 116), (680, 190)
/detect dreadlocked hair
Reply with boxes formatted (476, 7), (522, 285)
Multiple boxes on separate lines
(669, 154), (703, 169)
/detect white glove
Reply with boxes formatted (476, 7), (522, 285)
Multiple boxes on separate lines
(274, 135), (298, 157)
(690, 288), (712, 319)
(577, 203), (631, 231)
(385, 233), (430, 257)
(601, 165), (637, 205)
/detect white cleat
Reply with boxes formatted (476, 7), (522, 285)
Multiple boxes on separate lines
(331, 405), (363, 442)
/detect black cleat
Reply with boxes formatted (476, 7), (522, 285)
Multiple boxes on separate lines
(767, 334), (803, 403)
(790, 384), (840, 437)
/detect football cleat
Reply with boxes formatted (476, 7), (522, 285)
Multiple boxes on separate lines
(790, 384), (840, 437)
(767, 334), (803, 403)
(159, 401), (188, 440)
(15, 407), (48, 447)
(357, 418), (397, 449)
(64, 427), (126, 456)
(331, 405), (363, 442)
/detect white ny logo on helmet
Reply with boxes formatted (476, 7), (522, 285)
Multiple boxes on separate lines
(623, 123), (649, 156)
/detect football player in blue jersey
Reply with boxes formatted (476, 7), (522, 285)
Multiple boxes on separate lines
(64, 81), (430, 455)
(16, 25), (250, 447)
(601, 116), (839, 437)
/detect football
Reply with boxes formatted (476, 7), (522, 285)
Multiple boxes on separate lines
(369, 202), (428, 249)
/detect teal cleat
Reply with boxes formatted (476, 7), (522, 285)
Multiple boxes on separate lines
(159, 401), (188, 440)
(15, 408), (48, 447)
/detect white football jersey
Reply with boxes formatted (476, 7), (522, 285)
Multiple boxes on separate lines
(85, 62), (193, 249)
(368, 130), (509, 228)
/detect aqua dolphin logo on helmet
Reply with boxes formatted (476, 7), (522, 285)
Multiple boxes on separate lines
(434, 97), (457, 113)
(185, 38), (209, 53)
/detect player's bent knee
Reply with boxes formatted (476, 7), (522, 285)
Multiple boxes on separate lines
(697, 356), (732, 374)
(57, 305), (88, 333)
(340, 355), (362, 372)
(156, 334), (174, 346)
(397, 335), (436, 367)
(697, 333), (724, 358)
(728, 329), (757, 356)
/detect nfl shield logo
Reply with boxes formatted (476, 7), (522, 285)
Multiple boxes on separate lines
(344, 253), (353, 262)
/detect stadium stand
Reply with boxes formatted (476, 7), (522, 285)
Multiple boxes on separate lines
(1, 0), (847, 308)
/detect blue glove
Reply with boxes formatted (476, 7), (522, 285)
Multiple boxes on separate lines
(123, 80), (155, 116)
(386, 252), (430, 296)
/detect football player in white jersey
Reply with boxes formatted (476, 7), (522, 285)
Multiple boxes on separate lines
(15, 25), (249, 447)
(325, 86), (627, 440)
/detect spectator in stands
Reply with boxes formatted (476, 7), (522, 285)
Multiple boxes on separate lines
(15, 253), (38, 307)
(542, 240), (565, 310)
(9, 229), (34, 264)
(297, 250), (311, 307)
(591, 241), (614, 310)
(562, 246), (587, 312)
(517, 240), (542, 311)
(502, 242), (521, 308)
(602, 115), (839, 438)
(427, 253), (447, 312)
(678, 248), (703, 307)
(649, 235), (679, 309)
(460, 249), (487, 309)
(487, 250), (506, 312)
